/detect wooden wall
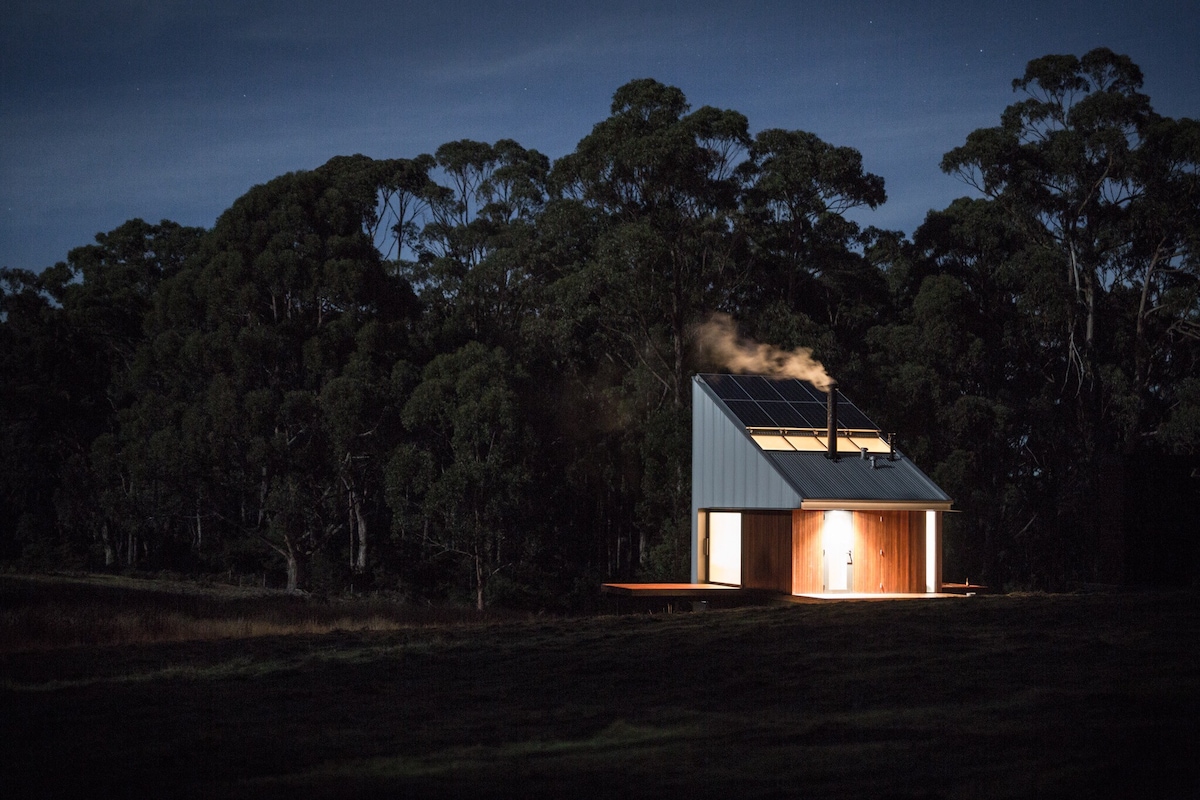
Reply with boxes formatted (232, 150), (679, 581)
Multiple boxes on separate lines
(712, 507), (930, 594)
(786, 509), (926, 593)
(852, 511), (926, 593)
(791, 510), (824, 593)
(741, 511), (793, 592)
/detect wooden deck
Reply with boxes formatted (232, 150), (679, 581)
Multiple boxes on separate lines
(784, 592), (962, 603)
(939, 582), (990, 594)
(599, 583), (745, 613)
(600, 582), (975, 612)
(600, 582), (741, 597)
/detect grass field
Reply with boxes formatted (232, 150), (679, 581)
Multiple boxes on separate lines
(2, 574), (1198, 798)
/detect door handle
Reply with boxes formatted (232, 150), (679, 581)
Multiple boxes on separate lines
(846, 549), (853, 565)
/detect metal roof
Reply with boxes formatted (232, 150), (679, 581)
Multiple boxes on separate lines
(694, 374), (953, 510)
(767, 451), (952, 508)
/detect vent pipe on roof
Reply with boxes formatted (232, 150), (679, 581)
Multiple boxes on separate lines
(888, 432), (897, 461)
(826, 384), (839, 461)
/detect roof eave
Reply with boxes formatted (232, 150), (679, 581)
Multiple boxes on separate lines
(799, 499), (954, 511)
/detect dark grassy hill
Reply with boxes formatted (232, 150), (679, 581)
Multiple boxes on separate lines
(2, 575), (1198, 798)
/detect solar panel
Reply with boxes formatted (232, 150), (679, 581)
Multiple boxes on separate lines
(704, 373), (752, 400)
(792, 402), (830, 427)
(759, 401), (807, 428)
(699, 374), (880, 432)
(772, 380), (822, 402)
(724, 400), (777, 427)
(734, 375), (786, 402)
(835, 402), (874, 430)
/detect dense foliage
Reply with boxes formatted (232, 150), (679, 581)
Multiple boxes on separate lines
(3, 52), (1198, 604)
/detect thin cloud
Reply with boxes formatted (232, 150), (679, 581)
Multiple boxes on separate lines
(2, 0), (1197, 272)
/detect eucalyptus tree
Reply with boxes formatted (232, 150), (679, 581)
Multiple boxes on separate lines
(0, 220), (204, 567)
(538, 80), (751, 577)
(317, 153), (438, 262)
(869, 198), (1048, 586)
(734, 128), (888, 368)
(551, 79), (751, 408)
(0, 267), (82, 562)
(385, 342), (530, 609)
(941, 47), (1200, 454)
(308, 156), (428, 579)
(411, 138), (550, 349)
(1123, 115), (1200, 450)
(125, 165), (413, 590)
(64, 221), (207, 565)
(929, 49), (1200, 586)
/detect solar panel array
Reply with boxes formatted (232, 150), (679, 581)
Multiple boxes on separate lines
(699, 373), (877, 431)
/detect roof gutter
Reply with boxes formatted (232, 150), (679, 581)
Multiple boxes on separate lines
(800, 499), (954, 511)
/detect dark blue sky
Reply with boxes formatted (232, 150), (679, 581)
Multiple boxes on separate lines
(2, 1), (1197, 272)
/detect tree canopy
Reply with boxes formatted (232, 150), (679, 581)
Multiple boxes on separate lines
(3, 53), (1197, 601)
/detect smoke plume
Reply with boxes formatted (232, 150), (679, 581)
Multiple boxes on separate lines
(694, 312), (835, 392)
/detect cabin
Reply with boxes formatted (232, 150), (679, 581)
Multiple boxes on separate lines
(689, 373), (953, 597)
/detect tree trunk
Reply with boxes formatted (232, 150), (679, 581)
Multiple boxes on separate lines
(101, 522), (115, 567)
(285, 551), (297, 592)
(671, 249), (685, 408)
(474, 550), (485, 611)
(194, 496), (203, 554)
(1128, 243), (1164, 453)
(351, 488), (368, 574)
(284, 539), (309, 593)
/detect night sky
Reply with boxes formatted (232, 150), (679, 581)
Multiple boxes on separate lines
(3, 0), (1197, 272)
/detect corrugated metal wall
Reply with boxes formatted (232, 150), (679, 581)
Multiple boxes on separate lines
(692, 378), (803, 582)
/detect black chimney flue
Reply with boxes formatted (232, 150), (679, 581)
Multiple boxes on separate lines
(826, 384), (839, 460)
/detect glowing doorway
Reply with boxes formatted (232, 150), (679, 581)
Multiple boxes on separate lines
(824, 510), (854, 591)
(708, 512), (741, 586)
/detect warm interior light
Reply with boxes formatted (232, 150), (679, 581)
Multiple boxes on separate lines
(708, 512), (741, 586)
(926, 510), (938, 593)
(824, 510), (852, 591)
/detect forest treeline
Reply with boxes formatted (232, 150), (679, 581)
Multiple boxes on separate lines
(2, 50), (1198, 606)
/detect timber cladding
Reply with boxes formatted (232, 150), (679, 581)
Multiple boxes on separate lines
(853, 511), (926, 593)
(741, 511), (793, 592)
(792, 510), (823, 594)
(789, 509), (926, 594)
(727, 508), (930, 594)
